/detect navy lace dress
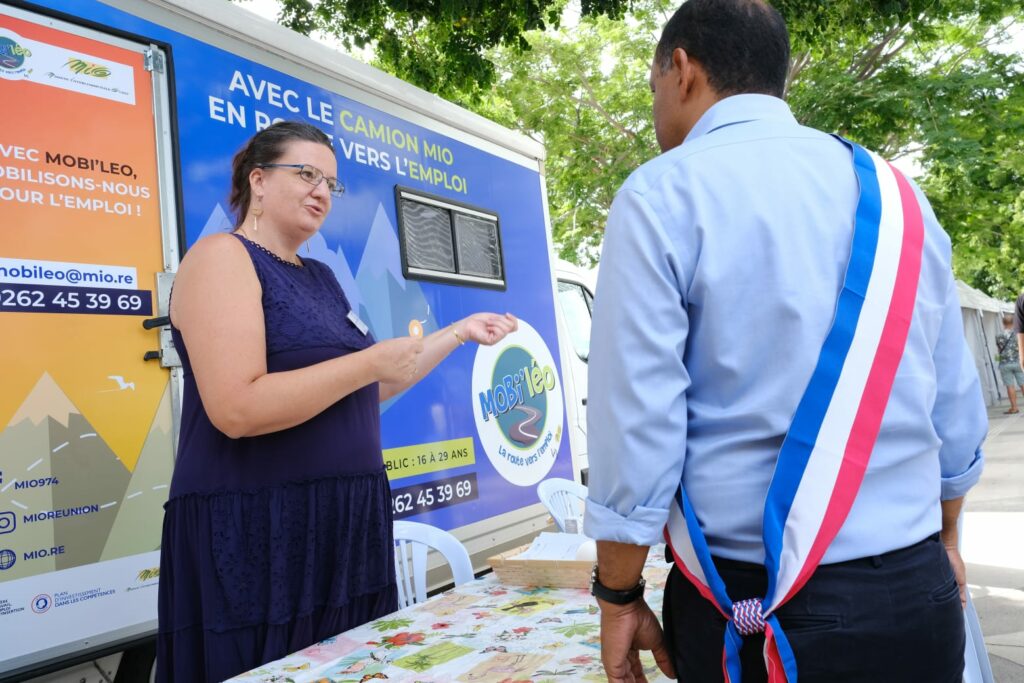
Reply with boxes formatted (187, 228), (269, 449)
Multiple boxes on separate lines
(157, 235), (397, 682)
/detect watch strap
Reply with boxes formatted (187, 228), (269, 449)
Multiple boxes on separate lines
(590, 565), (645, 605)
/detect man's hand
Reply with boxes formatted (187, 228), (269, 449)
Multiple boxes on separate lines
(943, 541), (968, 609)
(940, 495), (967, 609)
(598, 597), (676, 682)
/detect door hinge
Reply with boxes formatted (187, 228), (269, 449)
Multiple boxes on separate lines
(144, 48), (165, 73)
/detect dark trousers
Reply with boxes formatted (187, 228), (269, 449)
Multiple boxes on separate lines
(663, 533), (965, 682)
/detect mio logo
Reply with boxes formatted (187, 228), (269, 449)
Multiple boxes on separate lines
(63, 57), (111, 78)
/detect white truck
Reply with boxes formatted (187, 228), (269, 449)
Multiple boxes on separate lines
(0, 0), (595, 679)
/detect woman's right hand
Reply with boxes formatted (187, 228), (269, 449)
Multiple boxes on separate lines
(371, 337), (425, 384)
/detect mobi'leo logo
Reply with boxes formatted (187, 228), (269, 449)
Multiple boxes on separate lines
(64, 57), (112, 78)
(478, 349), (555, 446)
(472, 319), (564, 487)
(0, 33), (32, 72)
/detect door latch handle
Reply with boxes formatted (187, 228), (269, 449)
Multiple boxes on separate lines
(142, 315), (170, 330)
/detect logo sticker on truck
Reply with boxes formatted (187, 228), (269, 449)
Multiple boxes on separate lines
(0, 29), (134, 104)
(0, 32), (32, 77)
(472, 320), (563, 486)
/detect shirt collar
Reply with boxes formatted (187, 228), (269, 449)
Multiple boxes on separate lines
(683, 94), (797, 144)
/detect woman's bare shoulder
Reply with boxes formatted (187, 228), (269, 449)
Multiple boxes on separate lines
(171, 233), (259, 321)
(175, 233), (260, 290)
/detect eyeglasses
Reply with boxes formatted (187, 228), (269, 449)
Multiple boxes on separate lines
(258, 163), (345, 197)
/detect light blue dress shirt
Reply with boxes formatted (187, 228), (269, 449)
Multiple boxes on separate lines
(584, 94), (987, 563)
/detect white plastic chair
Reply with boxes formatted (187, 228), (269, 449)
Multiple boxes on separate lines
(537, 477), (588, 533)
(393, 520), (474, 608)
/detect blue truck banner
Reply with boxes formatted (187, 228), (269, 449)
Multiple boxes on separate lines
(33, 0), (575, 533)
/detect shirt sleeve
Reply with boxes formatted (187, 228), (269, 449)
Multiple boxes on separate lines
(931, 256), (987, 501)
(583, 187), (691, 546)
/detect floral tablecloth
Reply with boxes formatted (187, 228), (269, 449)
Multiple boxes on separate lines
(227, 546), (673, 683)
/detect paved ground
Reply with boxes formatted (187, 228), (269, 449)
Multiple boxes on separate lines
(964, 402), (1024, 681)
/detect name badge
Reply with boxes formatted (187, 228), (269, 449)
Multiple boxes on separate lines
(347, 310), (369, 335)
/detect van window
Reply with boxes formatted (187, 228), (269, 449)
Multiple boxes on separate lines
(395, 186), (505, 289)
(454, 213), (502, 279)
(400, 199), (456, 274)
(558, 280), (593, 361)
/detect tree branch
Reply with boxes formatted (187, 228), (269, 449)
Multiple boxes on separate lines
(941, 21), (1009, 75)
(855, 23), (910, 81)
(890, 143), (926, 161)
(785, 50), (812, 96)
(574, 67), (640, 142)
(847, 25), (898, 78)
(531, 72), (642, 145)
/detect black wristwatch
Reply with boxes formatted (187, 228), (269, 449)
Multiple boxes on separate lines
(590, 565), (646, 605)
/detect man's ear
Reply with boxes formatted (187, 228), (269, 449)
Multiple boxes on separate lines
(675, 47), (708, 104)
(673, 47), (695, 101)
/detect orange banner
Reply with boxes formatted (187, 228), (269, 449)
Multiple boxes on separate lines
(0, 14), (166, 471)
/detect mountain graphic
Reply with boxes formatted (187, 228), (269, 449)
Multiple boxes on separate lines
(8, 371), (78, 429)
(353, 203), (437, 342)
(197, 203), (234, 240)
(49, 412), (130, 570)
(101, 382), (174, 561)
(0, 413), (56, 581)
(0, 372), (131, 580)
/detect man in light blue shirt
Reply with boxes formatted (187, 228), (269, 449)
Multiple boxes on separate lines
(584, 1), (987, 681)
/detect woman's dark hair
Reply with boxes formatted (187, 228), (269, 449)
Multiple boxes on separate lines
(228, 121), (334, 226)
(655, 0), (790, 98)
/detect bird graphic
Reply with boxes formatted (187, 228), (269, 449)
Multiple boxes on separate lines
(104, 375), (136, 391)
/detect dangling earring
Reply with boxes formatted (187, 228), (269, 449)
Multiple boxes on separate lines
(252, 196), (263, 232)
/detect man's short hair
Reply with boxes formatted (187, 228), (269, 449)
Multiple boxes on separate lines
(656, 0), (790, 98)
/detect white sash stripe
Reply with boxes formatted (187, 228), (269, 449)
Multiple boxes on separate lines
(768, 153), (905, 611)
(667, 502), (710, 587)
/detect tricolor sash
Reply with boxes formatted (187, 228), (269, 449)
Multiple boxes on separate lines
(664, 140), (925, 682)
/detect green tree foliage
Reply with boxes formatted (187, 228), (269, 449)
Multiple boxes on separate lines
(776, 0), (1024, 297)
(915, 66), (1024, 298)
(255, 0), (633, 100)
(247, 0), (1024, 295)
(471, 0), (1024, 296)
(463, 4), (668, 262)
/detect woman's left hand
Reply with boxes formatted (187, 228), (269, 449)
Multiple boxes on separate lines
(458, 313), (518, 346)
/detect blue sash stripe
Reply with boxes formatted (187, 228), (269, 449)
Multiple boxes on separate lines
(724, 622), (745, 682)
(678, 486), (734, 611)
(679, 489), (737, 610)
(761, 141), (882, 605)
(767, 614), (799, 681)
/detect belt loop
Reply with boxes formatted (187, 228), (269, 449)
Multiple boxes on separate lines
(870, 555), (883, 568)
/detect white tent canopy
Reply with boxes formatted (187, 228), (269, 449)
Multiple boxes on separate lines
(957, 280), (1014, 315)
(957, 280), (1014, 406)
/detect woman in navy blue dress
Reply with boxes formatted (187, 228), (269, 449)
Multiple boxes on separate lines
(157, 121), (516, 682)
